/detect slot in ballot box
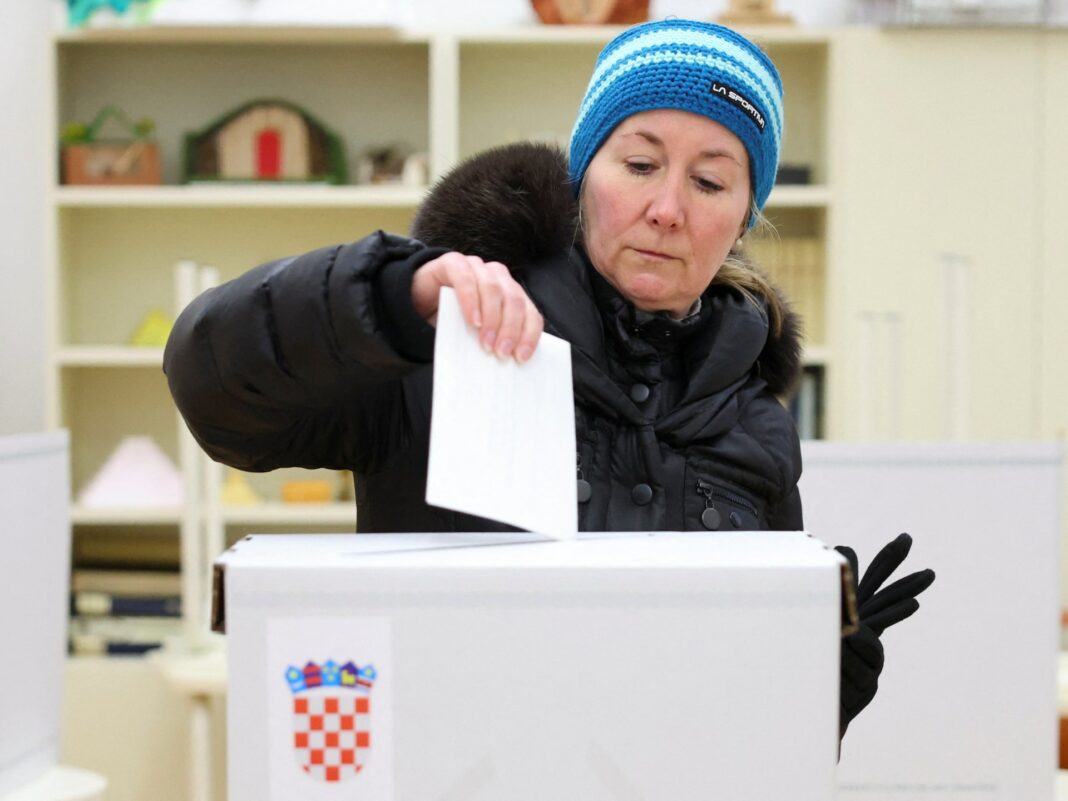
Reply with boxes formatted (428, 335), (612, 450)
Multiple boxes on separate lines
(213, 530), (853, 801)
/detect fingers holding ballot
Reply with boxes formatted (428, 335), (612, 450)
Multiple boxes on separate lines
(424, 285), (577, 538)
(411, 251), (544, 363)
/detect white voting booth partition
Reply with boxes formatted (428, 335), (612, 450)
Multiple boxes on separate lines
(800, 441), (1063, 801)
(0, 431), (106, 801)
(217, 530), (848, 801)
(0, 431), (71, 796)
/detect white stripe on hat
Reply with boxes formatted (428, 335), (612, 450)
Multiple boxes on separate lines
(584, 28), (782, 124)
(572, 50), (782, 149)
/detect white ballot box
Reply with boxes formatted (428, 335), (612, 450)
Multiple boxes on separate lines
(213, 531), (851, 801)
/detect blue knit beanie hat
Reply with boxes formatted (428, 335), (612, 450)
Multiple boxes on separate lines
(568, 19), (783, 228)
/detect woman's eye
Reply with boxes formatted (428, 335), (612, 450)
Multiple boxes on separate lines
(625, 161), (655, 175)
(694, 177), (724, 194)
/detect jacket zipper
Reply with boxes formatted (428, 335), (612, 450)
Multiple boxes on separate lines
(576, 451), (591, 504)
(696, 478), (759, 516)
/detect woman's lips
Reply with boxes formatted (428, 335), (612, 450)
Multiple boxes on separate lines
(633, 248), (675, 261)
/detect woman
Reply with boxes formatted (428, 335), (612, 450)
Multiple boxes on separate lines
(164, 19), (932, 740)
(167, 20), (799, 533)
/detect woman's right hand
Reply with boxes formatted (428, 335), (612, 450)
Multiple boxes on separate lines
(411, 252), (544, 364)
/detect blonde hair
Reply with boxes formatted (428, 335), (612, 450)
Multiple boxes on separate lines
(713, 199), (788, 338)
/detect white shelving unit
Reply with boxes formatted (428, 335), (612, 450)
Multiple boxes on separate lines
(221, 502), (357, 526)
(57, 345), (163, 367)
(55, 184), (427, 208)
(50, 23), (836, 653)
(766, 184), (833, 208)
(70, 505), (182, 525)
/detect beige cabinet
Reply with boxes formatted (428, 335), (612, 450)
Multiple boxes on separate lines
(1039, 33), (1068, 607)
(828, 29), (1053, 442)
(827, 30), (1068, 606)
(1040, 33), (1068, 444)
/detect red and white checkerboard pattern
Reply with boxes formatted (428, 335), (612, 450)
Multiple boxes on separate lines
(292, 693), (372, 782)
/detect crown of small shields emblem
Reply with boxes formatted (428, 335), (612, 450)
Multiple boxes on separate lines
(285, 659), (377, 782)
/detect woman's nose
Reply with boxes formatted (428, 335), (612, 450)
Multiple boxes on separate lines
(645, 178), (685, 229)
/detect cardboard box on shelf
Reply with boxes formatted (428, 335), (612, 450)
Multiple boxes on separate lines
(214, 530), (851, 801)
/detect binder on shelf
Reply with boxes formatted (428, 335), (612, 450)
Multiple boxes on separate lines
(72, 591), (181, 618)
(797, 237), (825, 346)
(68, 615), (183, 657)
(790, 365), (825, 440)
(70, 639), (164, 657)
(745, 236), (825, 348)
(69, 565), (183, 658)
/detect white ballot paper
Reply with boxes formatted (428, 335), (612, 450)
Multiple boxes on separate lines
(426, 287), (577, 538)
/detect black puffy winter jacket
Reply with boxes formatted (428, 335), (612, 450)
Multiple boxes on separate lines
(164, 143), (805, 533)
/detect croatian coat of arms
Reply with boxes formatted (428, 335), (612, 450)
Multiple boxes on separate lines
(285, 659), (378, 782)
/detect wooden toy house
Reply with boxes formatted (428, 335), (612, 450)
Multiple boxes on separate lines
(183, 99), (346, 184)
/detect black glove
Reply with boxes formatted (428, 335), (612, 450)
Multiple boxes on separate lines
(835, 533), (936, 740)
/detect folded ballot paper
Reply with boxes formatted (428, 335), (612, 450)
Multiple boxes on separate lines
(215, 530), (848, 801)
(426, 287), (577, 538)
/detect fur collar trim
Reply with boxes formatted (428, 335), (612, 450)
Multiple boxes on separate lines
(410, 142), (803, 396)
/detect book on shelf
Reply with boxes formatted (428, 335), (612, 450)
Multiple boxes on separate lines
(71, 568), (182, 597)
(68, 614), (183, 657)
(69, 637), (165, 657)
(69, 615), (182, 638)
(790, 366), (825, 440)
(744, 236), (825, 344)
(73, 530), (180, 571)
(68, 569), (184, 655)
(72, 591), (181, 618)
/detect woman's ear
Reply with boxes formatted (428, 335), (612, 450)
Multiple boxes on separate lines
(738, 206), (751, 241)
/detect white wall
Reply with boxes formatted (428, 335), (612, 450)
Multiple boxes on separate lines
(61, 0), (1068, 28)
(398, 0), (853, 27)
(399, 0), (1068, 29)
(91, 0), (856, 29)
(0, 3), (50, 436)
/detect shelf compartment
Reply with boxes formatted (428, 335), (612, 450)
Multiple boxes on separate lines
(55, 184), (427, 209)
(456, 26), (832, 47)
(57, 41), (430, 186)
(57, 206), (417, 347)
(56, 26), (429, 45)
(459, 42), (596, 159)
(56, 24), (830, 48)
(61, 368), (180, 499)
